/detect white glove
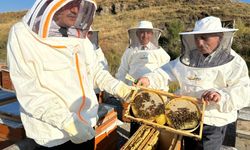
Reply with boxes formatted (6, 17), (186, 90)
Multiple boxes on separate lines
(115, 81), (133, 101)
(63, 113), (95, 144)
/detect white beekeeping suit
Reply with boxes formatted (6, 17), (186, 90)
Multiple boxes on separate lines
(87, 27), (108, 69)
(7, 0), (131, 147)
(116, 21), (170, 90)
(87, 27), (108, 94)
(145, 16), (250, 127)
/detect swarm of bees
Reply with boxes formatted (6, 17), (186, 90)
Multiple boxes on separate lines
(131, 91), (201, 130)
(131, 91), (166, 124)
(166, 108), (200, 129)
(165, 98), (200, 130)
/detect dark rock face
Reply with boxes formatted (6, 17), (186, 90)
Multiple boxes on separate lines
(95, 0), (233, 15)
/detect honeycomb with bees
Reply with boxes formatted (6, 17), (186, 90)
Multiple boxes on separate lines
(125, 87), (205, 140)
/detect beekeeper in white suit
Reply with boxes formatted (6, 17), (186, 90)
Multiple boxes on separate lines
(7, 0), (131, 149)
(115, 20), (170, 136)
(115, 20), (170, 89)
(87, 27), (108, 99)
(137, 16), (250, 150)
(87, 27), (108, 70)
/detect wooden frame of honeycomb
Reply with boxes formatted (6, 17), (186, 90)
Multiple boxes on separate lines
(121, 125), (160, 150)
(124, 86), (206, 140)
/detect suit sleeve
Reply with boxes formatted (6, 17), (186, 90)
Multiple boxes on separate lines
(145, 60), (177, 91)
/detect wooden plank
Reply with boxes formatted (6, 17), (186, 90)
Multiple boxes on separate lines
(95, 127), (118, 150)
(0, 137), (15, 150)
(236, 119), (250, 136)
(138, 127), (159, 150)
(122, 125), (182, 150)
(0, 89), (16, 106)
(0, 101), (21, 122)
(0, 123), (25, 141)
(121, 125), (147, 149)
(0, 114), (21, 122)
(144, 129), (160, 150)
(121, 125), (159, 150)
(1, 69), (14, 90)
(95, 126), (117, 146)
(0, 99), (17, 107)
(95, 115), (117, 136)
(236, 130), (250, 139)
(159, 129), (181, 150)
(96, 111), (117, 126)
(0, 70), (2, 88)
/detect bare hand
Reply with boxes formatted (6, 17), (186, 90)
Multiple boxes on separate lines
(201, 91), (221, 105)
(135, 77), (150, 87)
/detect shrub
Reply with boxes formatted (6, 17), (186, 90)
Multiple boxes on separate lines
(160, 20), (184, 60)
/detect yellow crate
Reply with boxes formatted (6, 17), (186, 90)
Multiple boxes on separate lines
(124, 86), (206, 140)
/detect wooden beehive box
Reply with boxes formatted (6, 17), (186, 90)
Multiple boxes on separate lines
(124, 86), (205, 140)
(121, 125), (182, 150)
(0, 70), (2, 87)
(94, 103), (118, 150)
(0, 64), (6, 88)
(0, 89), (17, 106)
(121, 125), (159, 150)
(0, 101), (26, 149)
(1, 68), (14, 90)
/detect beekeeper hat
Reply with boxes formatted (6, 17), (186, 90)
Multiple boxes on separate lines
(128, 21), (162, 48)
(180, 16), (238, 35)
(128, 20), (161, 32)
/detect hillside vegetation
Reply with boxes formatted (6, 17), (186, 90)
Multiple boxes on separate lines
(0, 0), (250, 74)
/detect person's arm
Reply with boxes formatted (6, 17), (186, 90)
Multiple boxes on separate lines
(115, 48), (131, 81)
(83, 41), (131, 100)
(137, 60), (177, 89)
(213, 57), (250, 112)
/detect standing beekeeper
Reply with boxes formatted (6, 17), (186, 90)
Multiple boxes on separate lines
(136, 16), (250, 150)
(7, 0), (132, 149)
(115, 20), (170, 136)
(87, 27), (108, 101)
(115, 20), (170, 89)
(87, 27), (108, 70)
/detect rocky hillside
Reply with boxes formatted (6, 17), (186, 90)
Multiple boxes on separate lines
(0, 0), (250, 74)
(93, 0), (250, 73)
(95, 0), (241, 15)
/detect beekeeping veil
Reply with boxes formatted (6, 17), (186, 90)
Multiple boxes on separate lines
(23, 0), (97, 38)
(87, 27), (99, 49)
(128, 21), (161, 49)
(179, 16), (238, 67)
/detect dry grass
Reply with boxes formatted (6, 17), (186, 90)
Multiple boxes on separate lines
(0, 1), (249, 75)
(93, 2), (250, 74)
(0, 11), (26, 62)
